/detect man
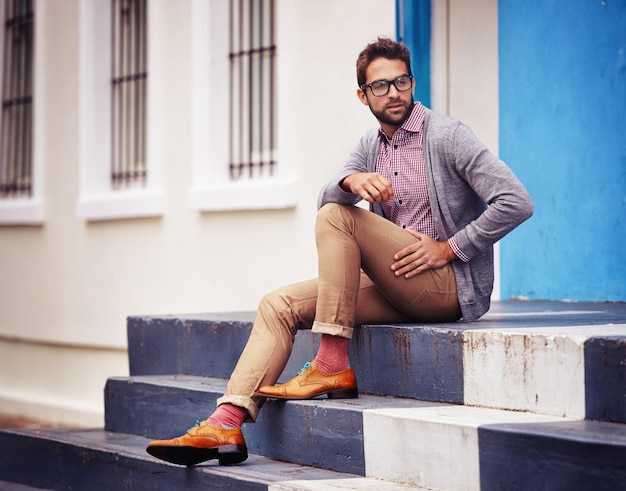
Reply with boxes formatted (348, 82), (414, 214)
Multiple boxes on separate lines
(146, 37), (533, 467)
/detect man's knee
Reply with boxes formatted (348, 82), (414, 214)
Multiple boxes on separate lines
(316, 202), (352, 232)
(256, 288), (299, 337)
(257, 280), (317, 334)
(257, 289), (288, 323)
(317, 202), (343, 220)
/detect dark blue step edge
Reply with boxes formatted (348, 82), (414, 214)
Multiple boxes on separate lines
(478, 419), (626, 491)
(104, 375), (448, 476)
(127, 315), (465, 404)
(127, 301), (626, 420)
(584, 336), (626, 422)
(0, 481), (53, 491)
(0, 428), (361, 491)
(127, 312), (258, 379)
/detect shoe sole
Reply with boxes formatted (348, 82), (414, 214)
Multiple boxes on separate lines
(146, 443), (248, 467)
(260, 386), (359, 401)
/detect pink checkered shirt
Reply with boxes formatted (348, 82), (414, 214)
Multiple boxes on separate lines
(376, 102), (469, 262)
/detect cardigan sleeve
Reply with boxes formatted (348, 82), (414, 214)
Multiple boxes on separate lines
(448, 123), (534, 259)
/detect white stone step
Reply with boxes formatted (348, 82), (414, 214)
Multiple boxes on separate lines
(270, 477), (428, 490)
(463, 320), (626, 419)
(363, 403), (626, 491)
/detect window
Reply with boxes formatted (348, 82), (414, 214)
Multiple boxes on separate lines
(111, 0), (147, 189)
(229, 0), (276, 180)
(0, 0), (33, 199)
(0, 0), (43, 224)
(77, 0), (161, 221)
(188, 0), (296, 212)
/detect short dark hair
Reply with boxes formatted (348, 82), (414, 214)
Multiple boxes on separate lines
(356, 37), (412, 87)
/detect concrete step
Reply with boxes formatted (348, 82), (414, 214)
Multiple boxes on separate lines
(0, 481), (53, 491)
(0, 428), (421, 491)
(104, 374), (436, 476)
(126, 301), (626, 422)
(364, 404), (626, 491)
(463, 322), (626, 421)
(105, 374), (626, 490)
(127, 312), (466, 404)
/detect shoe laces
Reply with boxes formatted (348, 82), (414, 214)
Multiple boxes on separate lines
(298, 361), (312, 376)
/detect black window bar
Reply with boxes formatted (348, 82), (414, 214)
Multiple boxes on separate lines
(0, 0), (33, 199)
(229, 0), (276, 180)
(111, 0), (147, 189)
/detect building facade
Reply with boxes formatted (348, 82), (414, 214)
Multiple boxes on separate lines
(0, 0), (622, 425)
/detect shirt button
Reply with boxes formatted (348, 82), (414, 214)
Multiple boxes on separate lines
(394, 145), (398, 149)
(394, 172), (398, 176)
(398, 199), (403, 204)
(402, 225), (406, 229)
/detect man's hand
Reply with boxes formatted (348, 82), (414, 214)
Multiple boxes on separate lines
(341, 172), (394, 203)
(391, 230), (456, 278)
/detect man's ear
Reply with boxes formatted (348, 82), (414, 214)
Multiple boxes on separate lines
(357, 88), (369, 106)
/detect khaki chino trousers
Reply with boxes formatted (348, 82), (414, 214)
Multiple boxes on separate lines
(217, 203), (461, 421)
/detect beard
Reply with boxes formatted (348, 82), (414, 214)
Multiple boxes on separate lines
(370, 99), (414, 128)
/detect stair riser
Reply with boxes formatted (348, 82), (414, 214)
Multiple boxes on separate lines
(0, 429), (367, 490)
(478, 426), (626, 491)
(127, 315), (256, 379)
(464, 330), (626, 422)
(351, 325), (464, 403)
(463, 330), (586, 418)
(128, 317), (465, 404)
(128, 316), (322, 385)
(128, 315), (626, 422)
(104, 378), (221, 438)
(0, 431), (266, 491)
(104, 378), (366, 475)
(363, 407), (626, 491)
(584, 336), (626, 422)
(371, 416), (481, 490)
(247, 401), (365, 475)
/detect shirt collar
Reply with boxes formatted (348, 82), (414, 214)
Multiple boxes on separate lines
(378, 101), (425, 140)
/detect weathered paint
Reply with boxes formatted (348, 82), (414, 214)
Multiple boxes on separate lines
(363, 405), (568, 490)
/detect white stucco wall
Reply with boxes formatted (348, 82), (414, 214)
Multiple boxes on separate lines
(0, 0), (500, 426)
(0, 0), (396, 425)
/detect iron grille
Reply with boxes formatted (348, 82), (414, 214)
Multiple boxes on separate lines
(111, 0), (147, 188)
(229, 0), (276, 180)
(0, 0), (33, 198)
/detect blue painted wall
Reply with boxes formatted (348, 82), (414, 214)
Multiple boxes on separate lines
(499, 0), (626, 301)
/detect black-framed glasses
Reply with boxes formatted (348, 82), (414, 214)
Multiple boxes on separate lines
(360, 75), (413, 97)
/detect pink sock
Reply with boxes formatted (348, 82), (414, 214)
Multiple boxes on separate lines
(206, 404), (247, 429)
(314, 334), (350, 373)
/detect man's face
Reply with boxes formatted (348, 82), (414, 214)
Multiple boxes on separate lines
(357, 57), (415, 133)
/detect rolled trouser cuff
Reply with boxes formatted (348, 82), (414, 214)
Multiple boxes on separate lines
(311, 320), (354, 339)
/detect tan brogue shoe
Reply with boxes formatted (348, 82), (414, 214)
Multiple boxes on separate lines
(257, 360), (358, 400)
(146, 420), (247, 466)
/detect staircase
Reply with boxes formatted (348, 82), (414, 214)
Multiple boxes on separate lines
(1, 301), (625, 490)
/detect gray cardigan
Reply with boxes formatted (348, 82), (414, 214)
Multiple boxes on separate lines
(317, 108), (533, 321)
